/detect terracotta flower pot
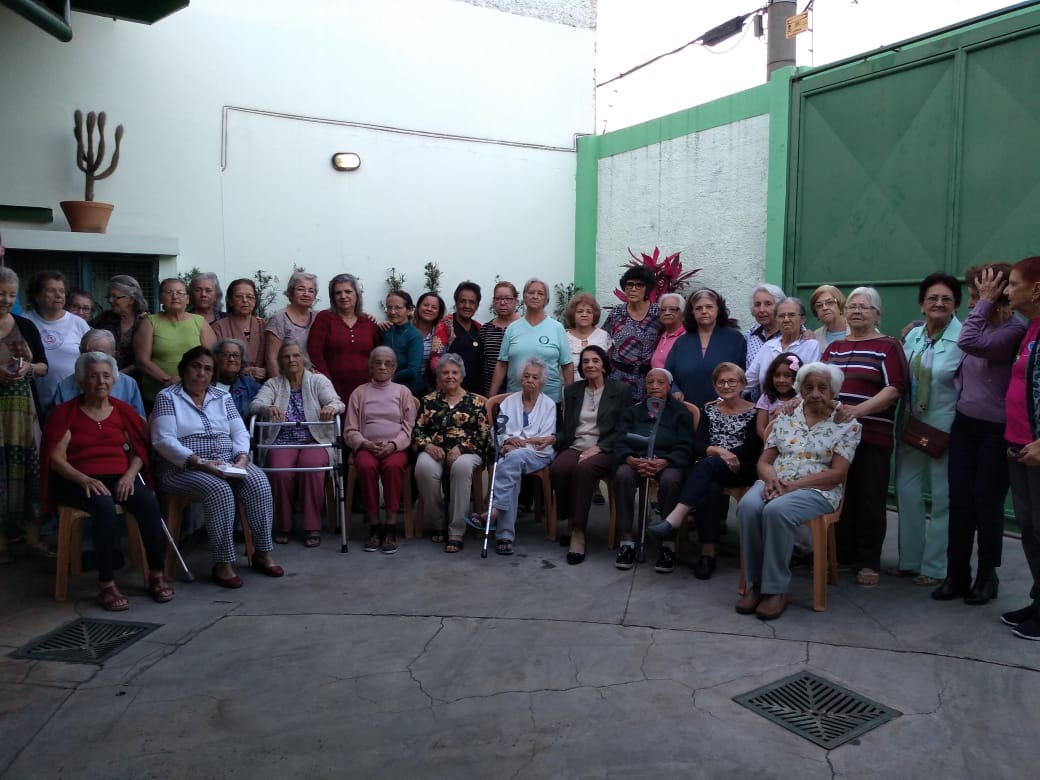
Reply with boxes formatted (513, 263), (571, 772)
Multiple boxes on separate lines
(60, 200), (114, 233)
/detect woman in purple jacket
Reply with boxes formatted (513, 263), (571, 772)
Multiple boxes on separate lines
(932, 263), (1025, 605)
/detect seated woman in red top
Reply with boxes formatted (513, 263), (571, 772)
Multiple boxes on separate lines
(308, 273), (381, 404)
(41, 352), (173, 611)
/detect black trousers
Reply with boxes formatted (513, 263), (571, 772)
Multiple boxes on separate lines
(835, 442), (892, 572)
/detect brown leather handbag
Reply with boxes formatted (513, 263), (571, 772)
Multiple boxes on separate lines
(900, 416), (949, 458)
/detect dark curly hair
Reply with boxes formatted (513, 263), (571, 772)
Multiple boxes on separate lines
(618, 266), (656, 301)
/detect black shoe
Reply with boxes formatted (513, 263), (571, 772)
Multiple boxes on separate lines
(381, 527), (399, 555)
(647, 520), (676, 541)
(364, 527), (383, 552)
(615, 545), (636, 570)
(1001, 602), (1037, 627)
(566, 552), (585, 565)
(964, 569), (998, 605)
(1012, 615), (1040, 640)
(931, 576), (970, 601)
(654, 546), (675, 573)
(692, 555), (717, 580)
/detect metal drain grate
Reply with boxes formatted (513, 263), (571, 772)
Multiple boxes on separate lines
(11, 618), (160, 665)
(734, 671), (901, 749)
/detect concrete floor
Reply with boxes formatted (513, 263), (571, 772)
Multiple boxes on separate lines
(2, 506), (1038, 779)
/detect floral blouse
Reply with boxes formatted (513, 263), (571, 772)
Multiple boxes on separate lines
(605, 303), (662, 402)
(705, 404), (757, 451)
(767, 405), (862, 509)
(413, 390), (490, 458)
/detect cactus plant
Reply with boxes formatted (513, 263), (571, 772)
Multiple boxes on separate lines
(73, 109), (123, 201)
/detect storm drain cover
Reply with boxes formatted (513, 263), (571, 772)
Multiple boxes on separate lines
(733, 671), (901, 749)
(11, 618), (160, 665)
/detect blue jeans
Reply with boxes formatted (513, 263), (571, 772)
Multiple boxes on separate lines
(738, 481), (833, 594)
(492, 448), (552, 541)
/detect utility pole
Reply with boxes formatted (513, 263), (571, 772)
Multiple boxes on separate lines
(766, 0), (797, 74)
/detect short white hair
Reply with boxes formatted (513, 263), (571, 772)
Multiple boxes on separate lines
(748, 283), (786, 311)
(794, 362), (844, 395)
(847, 286), (883, 315)
(648, 367), (673, 385)
(658, 292), (683, 309)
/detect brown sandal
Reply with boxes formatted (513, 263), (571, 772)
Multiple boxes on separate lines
(98, 583), (129, 612)
(304, 532), (322, 548)
(148, 573), (175, 603)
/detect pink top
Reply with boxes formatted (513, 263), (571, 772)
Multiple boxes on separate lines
(651, 327), (684, 370)
(1005, 318), (1040, 445)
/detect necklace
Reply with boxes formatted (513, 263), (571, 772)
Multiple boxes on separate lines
(586, 386), (603, 411)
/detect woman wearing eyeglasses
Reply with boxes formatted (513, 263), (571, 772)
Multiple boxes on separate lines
(134, 278), (217, 408)
(212, 279), (267, 382)
(745, 298), (821, 400)
(264, 271), (319, 378)
(822, 286), (909, 589)
(893, 273), (963, 588)
(650, 292), (685, 369)
(809, 285), (848, 349)
(92, 274), (149, 375)
(604, 266), (661, 403)
(480, 282), (521, 397)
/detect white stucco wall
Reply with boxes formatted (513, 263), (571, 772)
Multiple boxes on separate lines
(595, 114), (769, 324)
(0, 0), (594, 309)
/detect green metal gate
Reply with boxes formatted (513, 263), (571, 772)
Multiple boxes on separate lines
(785, 4), (1040, 328)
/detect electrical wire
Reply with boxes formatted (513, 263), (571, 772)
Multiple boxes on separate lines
(596, 5), (767, 89)
(704, 24), (750, 55)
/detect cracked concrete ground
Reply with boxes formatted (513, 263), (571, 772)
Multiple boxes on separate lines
(1, 507), (1038, 778)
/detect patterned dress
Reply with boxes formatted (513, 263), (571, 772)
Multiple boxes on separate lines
(0, 327), (40, 540)
(605, 303), (662, 402)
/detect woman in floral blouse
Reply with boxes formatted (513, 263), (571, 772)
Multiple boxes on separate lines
(413, 353), (490, 551)
(735, 362), (861, 620)
(605, 265), (661, 402)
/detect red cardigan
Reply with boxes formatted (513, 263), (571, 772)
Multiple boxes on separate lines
(307, 310), (381, 404)
(40, 397), (153, 513)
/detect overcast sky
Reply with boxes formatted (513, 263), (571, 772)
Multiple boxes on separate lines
(596, 0), (1018, 132)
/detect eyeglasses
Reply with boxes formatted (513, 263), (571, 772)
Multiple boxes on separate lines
(230, 293), (256, 302)
(494, 296), (515, 302)
(813, 298), (838, 309)
(846, 304), (876, 312)
(659, 306), (681, 313)
(924, 295), (955, 305)
(623, 282), (646, 289)
(162, 290), (187, 298)
(216, 353), (242, 361)
(107, 294), (128, 302)
(386, 305), (407, 312)
(293, 286), (317, 295)
(776, 312), (801, 320)
(715, 378), (741, 387)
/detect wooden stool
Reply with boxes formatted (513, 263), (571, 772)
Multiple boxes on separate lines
(162, 495), (255, 575)
(54, 505), (147, 602)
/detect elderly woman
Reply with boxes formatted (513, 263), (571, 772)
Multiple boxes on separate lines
(564, 292), (610, 366)
(894, 273), (963, 587)
(265, 271), (318, 378)
(650, 292), (685, 369)
(431, 282), (484, 394)
(135, 277), (217, 408)
(481, 282), (521, 397)
(822, 286), (909, 589)
(746, 298), (821, 400)
(744, 283), (786, 369)
(934, 264), (1024, 604)
(605, 265), (661, 402)
(650, 362), (761, 578)
(810, 285), (848, 349)
(212, 278), (266, 382)
(343, 347), (416, 553)
(551, 346), (630, 564)
(413, 353), (489, 552)
(92, 274), (148, 375)
(188, 272), (224, 324)
(51, 329), (145, 416)
(665, 288), (746, 408)
(491, 278), (573, 404)
(736, 362), (861, 620)
(1001, 257), (1040, 639)
(151, 346), (282, 588)
(613, 367), (694, 569)
(309, 273), (381, 405)
(472, 358), (556, 555)
(212, 338), (262, 421)
(23, 270), (90, 413)
(252, 339), (344, 549)
(0, 267), (47, 564)
(42, 352), (173, 609)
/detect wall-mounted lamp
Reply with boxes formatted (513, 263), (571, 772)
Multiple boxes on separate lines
(331, 152), (361, 171)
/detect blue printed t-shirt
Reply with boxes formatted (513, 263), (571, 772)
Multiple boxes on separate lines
(498, 317), (572, 403)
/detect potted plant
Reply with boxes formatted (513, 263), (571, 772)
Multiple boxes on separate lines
(59, 110), (123, 233)
(613, 247), (700, 302)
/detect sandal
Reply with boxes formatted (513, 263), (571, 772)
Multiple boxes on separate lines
(913, 574), (941, 587)
(466, 513), (496, 533)
(304, 532), (322, 548)
(148, 574), (175, 603)
(98, 583), (129, 611)
(430, 532), (445, 544)
(855, 568), (880, 589)
(444, 538), (464, 553)
(496, 539), (514, 556)
(273, 531), (291, 545)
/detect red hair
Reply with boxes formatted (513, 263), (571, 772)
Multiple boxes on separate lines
(1012, 256), (1040, 284)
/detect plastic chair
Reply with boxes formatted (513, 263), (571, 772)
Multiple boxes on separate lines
(485, 393), (556, 541)
(54, 504), (147, 601)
